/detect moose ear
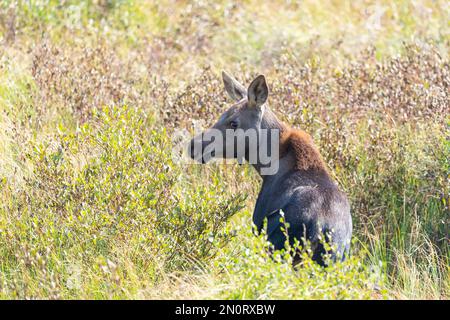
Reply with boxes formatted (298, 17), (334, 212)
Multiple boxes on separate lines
(222, 71), (246, 101)
(247, 75), (268, 108)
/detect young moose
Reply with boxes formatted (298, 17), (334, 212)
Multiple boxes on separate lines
(189, 72), (352, 265)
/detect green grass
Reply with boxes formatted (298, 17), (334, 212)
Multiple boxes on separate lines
(0, 0), (448, 299)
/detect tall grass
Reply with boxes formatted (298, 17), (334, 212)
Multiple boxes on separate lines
(0, 0), (448, 299)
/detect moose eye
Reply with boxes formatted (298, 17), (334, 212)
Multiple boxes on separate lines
(230, 120), (239, 129)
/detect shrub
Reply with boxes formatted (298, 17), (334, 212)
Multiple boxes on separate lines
(213, 216), (386, 300)
(0, 0), (448, 300)
(0, 106), (244, 298)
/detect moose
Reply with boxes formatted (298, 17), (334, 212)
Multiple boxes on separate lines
(189, 72), (352, 266)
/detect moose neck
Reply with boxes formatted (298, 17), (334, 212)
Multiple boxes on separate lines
(260, 107), (287, 133)
(248, 107), (291, 180)
(250, 106), (329, 183)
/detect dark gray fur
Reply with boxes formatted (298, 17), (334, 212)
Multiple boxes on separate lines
(190, 72), (352, 266)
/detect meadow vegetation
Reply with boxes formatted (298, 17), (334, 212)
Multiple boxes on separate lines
(0, 0), (448, 299)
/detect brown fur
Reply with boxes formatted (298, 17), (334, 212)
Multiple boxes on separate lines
(280, 129), (328, 173)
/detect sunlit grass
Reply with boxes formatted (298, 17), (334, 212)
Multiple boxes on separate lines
(0, 0), (448, 299)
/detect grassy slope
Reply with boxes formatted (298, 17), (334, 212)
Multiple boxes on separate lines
(0, 0), (448, 299)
